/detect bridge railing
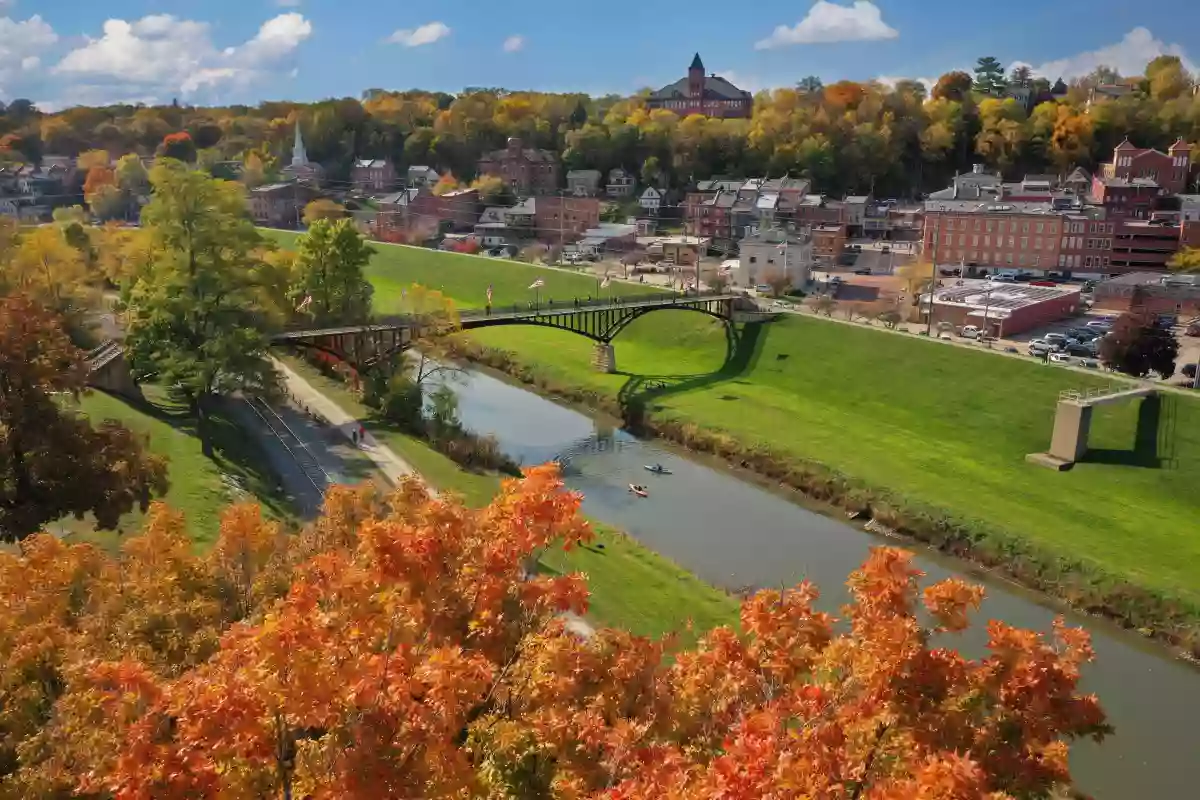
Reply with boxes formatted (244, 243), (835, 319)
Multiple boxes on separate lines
(460, 289), (734, 319)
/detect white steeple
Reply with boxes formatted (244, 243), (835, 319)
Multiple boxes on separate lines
(291, 120), (308, 167)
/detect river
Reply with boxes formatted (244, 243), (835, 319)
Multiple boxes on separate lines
(429, 362), (1199, 798)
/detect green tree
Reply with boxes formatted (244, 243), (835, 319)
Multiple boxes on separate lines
(124, 161), (277, 453)
(115, 153), (150, 198)
(290, 218), (375, 326)
(974, 57), (1007, 95)
(0, 294), (168, 540)
(797, 75), (824, 94)
(1009, 65), (1033, 88)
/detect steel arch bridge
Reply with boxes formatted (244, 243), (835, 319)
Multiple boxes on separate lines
(269, 292), (764, 373)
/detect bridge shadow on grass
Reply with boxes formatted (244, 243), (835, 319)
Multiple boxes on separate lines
(617, 321), (768, 425)
(88, 387), (295, 520)
(1080, 393), (1171, 469)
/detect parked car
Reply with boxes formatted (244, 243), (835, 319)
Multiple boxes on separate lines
(1048, 352), (1074, 364)
(880, 245), (891, 253)
(1030, 280), (1057, 287)
(853, 267), (872, 275)
(1066, 343), (1095, 358)
(1043, 332), (1077, 348)
(1079, 358), (1101, 369)
(1028, 340), (1052, 356)
(1086, 320), (1112, 331)
(986, 274), (1015, 283)
(959, 325), (983, 339)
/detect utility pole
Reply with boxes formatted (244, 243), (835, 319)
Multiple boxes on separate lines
(925, 210), (941, 336)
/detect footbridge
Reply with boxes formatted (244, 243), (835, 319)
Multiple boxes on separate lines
(84, 339), (141, 399)
(271, 291), (771, 373)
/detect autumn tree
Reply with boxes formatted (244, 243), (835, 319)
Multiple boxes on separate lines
(470, 173), (512, 205)
(0, 467), (1108, 797)
(763, 269), (791, 297)
(301, 197), (346, 226)
(125, 161), (277, 452)
(1169, 247), (1200, 273)
(432, 171), (462, 195)
(5, 226), (90, 312)
(0, 294), (167, 540)
(290, 218), (375, 326)
(932, 70), (974, 102)
(160, 131), (197, 162)
(115, 152), (150, 198)
(1098, 311), (1179, 378)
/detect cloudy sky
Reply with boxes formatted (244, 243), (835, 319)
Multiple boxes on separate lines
(5, 0), (1199, 109)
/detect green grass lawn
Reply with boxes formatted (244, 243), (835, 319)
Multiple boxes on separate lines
(279, 354), (737, 639)
(470, 311), (1200, 609)
(64, 386), (293, 551)
(261, 230), (657, 313)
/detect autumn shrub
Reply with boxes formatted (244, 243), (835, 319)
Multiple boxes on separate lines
(0, 466), (1111, 798)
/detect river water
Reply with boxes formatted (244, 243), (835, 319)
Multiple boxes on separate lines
(432, 363), (1199, 798)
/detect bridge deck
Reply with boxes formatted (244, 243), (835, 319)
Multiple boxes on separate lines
(271, 292), (739, 342)
(1059, 385), (1157, 407)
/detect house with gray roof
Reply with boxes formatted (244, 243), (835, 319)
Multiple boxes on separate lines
(567, 169), (602, 197)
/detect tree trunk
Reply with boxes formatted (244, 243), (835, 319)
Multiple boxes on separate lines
(194, 392), (214, 458)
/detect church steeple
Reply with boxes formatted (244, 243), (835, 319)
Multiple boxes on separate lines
(689, 52), (704, 72)
(291, 120), (308, 167)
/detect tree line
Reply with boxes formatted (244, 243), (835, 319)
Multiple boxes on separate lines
(3, 56), (1200, 201)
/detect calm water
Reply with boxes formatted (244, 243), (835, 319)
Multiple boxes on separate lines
(430, 362), (1200, 799)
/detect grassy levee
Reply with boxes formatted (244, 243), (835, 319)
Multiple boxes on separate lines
(277, 355), (738, 640)
(461, 311), (1200, 652)
(261, 231), (658, 312)
(65, 385), (294, 551)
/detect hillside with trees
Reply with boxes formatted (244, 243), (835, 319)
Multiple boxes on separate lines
(2, 56), (1200, 201)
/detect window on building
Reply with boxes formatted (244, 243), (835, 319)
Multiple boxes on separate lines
(974, 220), (982, 231)
(1058, 254), (1066, 267)
(1032, 256), (1040, 267)
(1035, 237), (1043, 249)
(1103, 256), (1110, 266)
(749, 256), (757, 264)
(986, 221), (994, 232)
(958, 234), (965, 246)
(1036, 222), (1044, 233)
(1084, 256), (1093, 267)
(1006, 253), (1014, 265)
(1022, 222), (1029, 233)
(1007, 236), (1015, 247)
(972, 235), (979, 246)
(1020, 237), (1028, 249)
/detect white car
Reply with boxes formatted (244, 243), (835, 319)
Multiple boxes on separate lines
(987, 274), (1015, 283)
(1086, 320), (1112, 331)
(1028, 339), (1052, 355)
(959, 325), (983, 339)
(1048, 352), (1074, 364)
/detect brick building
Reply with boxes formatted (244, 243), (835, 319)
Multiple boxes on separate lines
(1093, 272), (1200, 316)
(1101, 137), (1192, 196)
(923, 202), (1065, 274)
(812, 224), (847, 260)
(375, 187), (480, 239)
(350, 159), (395, 192)
(646, 53), (753, 119)
(477, 137), (559, 195)
(921, 283), (1082, 337)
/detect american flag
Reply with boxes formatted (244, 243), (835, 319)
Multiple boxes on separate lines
(600, 275), (611, 288)
(528, 278), (545, 290)
(295, 295), (312, 312)
(486, 284), (493, 303)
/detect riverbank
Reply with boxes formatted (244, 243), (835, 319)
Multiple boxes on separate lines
(276, 355), (739, 639)
(450, 313), (1200, 659)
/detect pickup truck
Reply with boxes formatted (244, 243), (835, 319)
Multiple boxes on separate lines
(959, 325), (983, 339)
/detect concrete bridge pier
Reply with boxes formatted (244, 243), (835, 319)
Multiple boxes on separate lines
(592, 343), (616, 373)
(1026, 385), (1157, 471)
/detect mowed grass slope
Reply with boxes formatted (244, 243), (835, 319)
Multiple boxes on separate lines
(261, 231), (657, 313)
(473, 312), (1200, 606)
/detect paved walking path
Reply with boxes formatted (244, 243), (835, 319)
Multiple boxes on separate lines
(272, 357), (594, 638)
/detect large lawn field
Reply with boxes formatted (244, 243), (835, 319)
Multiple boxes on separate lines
(65, 386), (293, 551)
(261, 231), (657, 313)
(472, 311), (1200, 609)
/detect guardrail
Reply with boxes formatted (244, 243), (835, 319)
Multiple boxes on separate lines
(1058, 383), (1145, 402)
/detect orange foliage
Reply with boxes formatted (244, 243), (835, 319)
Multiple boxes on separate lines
(83, 165), (116, 200)
(0, 467), (1109, 799)
(824, 80), (867, 108)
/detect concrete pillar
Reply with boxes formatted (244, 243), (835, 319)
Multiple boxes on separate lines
(592, 343), (616, 373)
(1048, 401), (1093, 463)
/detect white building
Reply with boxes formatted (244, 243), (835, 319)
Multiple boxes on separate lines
(737, 228), (813, 290)
(639, 186), (664, 213)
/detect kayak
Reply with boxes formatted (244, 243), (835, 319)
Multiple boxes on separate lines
(628, 484), (648, 498)
(643, 464), (672, 475)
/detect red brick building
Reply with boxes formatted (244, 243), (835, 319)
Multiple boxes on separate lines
(1093, 272), (1200, 316)
(478, 137), (559, 195)
(921, 283), (1082, 337)
(375, 187), (480, 239)
(1101, 137), (1192, 195)
(350, 158), (396, 192)
(923, 205), (1064, 273)
(532, 196), (600, 243)
(646, 53), (753, 119)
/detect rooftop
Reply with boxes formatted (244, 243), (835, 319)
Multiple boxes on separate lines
(929, 283), (1080, 315)
(741, 227), (810, 246)
(1102, 271), (1182, 286)
(924, 200), (1059, 215)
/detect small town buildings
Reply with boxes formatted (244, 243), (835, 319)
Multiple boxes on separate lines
(407, 166), (440, 188)
(1100, 137), (1191, 196)
(811, 224), (847, 261)
(920, 283), (1082, 338)
(844, 195), (869, 235)
(566, 169), (602, 197)
(737, 228), (813, 290)
(654, 235), (707, 267)
(606, 167), (635, 198)
(281, 122), (324, 187)
(248, 183), (314, 228)
(474, 206), (512, 247)
(351, 158), (395, 192)
(536, 196), (601, 243)
(375, 187), (480, 239)
(477, 137), (559, 195)
(639, 186), (664, 213)
(646, 53), (753, 119)
(575, 223), (638, 257)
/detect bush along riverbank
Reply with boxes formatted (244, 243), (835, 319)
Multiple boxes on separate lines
(300, 350), (522, 477)
(441, 334), (1200, 662)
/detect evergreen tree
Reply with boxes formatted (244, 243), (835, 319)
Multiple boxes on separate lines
(974, 56), (1007, 95)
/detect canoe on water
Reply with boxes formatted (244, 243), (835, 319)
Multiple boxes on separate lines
(628, 484), (648, 498)
(643, 464), (672, 475)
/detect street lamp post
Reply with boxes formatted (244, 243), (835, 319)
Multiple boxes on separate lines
(924, 213), (942, 336)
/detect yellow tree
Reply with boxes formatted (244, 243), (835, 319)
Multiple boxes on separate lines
(7, 226), (90, 311)
(76, 148), (111, 172)
(1169, 247), (1200, 273)
(301, 198), (346, 226)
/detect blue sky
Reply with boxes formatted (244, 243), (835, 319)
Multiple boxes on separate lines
(6, 0), (1199, 110)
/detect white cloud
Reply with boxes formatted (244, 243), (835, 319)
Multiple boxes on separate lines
(875, 75), (936, 93)
(714, 70), (766, 94)
(0, 13), (58, 81)
(52, 12), (311, 102)
(755, 1), (898, 50)
(387, 22), (450, 48)
(502, 35), (524, 53)
(1026, 27), (1196, 80)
